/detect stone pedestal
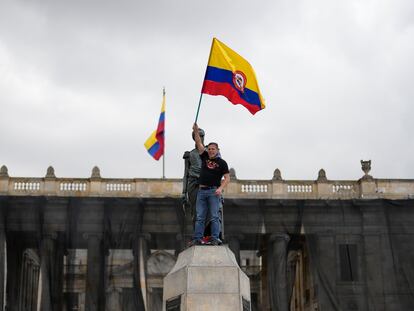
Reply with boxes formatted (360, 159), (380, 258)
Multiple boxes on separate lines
(163, 245), (251, 311)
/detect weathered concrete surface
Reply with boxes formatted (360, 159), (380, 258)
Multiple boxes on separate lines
(163, 245), (251, 311)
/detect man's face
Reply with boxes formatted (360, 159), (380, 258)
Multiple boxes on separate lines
(207, 144), (218, 158)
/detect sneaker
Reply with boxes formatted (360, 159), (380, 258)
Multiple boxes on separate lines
(201, 236), (211, 245)
(207, 238), (222, 246)
(187, 239), (202, 247)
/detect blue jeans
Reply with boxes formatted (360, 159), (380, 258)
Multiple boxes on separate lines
(193, 188), (220, 240)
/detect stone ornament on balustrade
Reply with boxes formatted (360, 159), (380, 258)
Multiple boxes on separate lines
(0, 165), (8, 178)
(91, 166), (101, 180)
(229, 168), (237, 180)
(45, 166), (56, 179)
(272, 168), (282, 181)
(317, 169), (328, 182)
(361, 160), (373, 180)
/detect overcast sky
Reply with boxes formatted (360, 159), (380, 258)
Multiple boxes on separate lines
(1, 0), (413, 181)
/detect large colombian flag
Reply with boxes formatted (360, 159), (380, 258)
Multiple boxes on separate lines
(144, 90), (165, 160)
(201, 38), (265, 115)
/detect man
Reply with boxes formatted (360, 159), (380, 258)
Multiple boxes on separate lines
(189, 123), (230, 246)
(182, 128), (224, 242)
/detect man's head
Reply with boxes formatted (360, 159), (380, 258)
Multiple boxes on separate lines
(207, 142), (219, 158)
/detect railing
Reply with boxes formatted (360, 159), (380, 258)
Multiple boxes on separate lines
(60, 181), (88, 192)
(241, 183), (269, 193)
(1, 171), (414, 200)
(14, 181), (41, 192)
(287, 183), (313, 193)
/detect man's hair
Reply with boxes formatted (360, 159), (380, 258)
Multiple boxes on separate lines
(207, 142), (219, 149)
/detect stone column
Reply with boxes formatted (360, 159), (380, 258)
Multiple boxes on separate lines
(267, 233), (290, 311)
(6, 236), (24, 311)
(227, 235), (243, 266)
(19, 254), (29, 310)
(0, 199), (6, 310)
(174, 203), (186, 253)
(52, 235), (65, 311)
(306, 234), (341, 310)
(31, 265), (40, 311)
(84, 233), (106, 311)
(105, 287), (122, 311)
(39, 233), (60, 311)
(132, 234), (150, 311)
(19, 252), (41, 311)
(175, 233), (184, 257)
(26, 259), (33, 310)
(79, 293), (86, 311)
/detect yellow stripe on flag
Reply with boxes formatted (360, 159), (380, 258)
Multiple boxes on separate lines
(144, 130), (157, 150)
(207, 38), (264, 107)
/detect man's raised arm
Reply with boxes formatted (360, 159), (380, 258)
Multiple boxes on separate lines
(192, 123), (205, 154)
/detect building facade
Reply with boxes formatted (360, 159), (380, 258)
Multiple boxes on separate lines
(0, 164), (413, 310)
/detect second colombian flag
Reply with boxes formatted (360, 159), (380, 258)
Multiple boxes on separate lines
(144, 90), (165, 160)
(201, 38), (265, 115)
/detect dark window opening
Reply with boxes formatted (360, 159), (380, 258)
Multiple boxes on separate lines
(63, 293), (79, 311)
(166, 295), (181, 311)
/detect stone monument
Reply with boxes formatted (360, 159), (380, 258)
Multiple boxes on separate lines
(163, 245), (251, 311)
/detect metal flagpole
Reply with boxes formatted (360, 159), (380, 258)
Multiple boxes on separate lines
(162, 87), (166, 179)
(194, 93), (203, 123)
(162, 152), (165, 179)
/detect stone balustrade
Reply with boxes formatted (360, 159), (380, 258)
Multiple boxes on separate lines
(1, 165), (414, 200)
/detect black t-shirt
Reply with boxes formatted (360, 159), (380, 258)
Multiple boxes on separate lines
(198, 151), (229, 187)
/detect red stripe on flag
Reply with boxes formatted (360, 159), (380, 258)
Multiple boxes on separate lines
(153, 147), (163, 160)
(202, 80), (261, 115)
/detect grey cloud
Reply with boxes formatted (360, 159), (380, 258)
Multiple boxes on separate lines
(1, 0), (413, 180)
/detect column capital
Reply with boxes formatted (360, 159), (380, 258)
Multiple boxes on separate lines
(140, 233), (152, 241)
(82, 232), (103, 241)
(269, 233), (291, 243)
(130, 233), (151, 242)
(226, 234), (245, 241)
(106, 286), (122, 294)
(42, 232), (58, 240)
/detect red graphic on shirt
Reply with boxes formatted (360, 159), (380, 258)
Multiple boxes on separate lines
(206, 160), (219, 170)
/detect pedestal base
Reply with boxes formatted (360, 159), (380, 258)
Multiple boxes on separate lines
(163, 245), (251, 311)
